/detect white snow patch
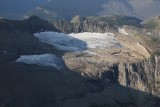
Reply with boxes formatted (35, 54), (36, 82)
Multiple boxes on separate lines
(118, 28), (129, 35)
(146, 32), (151, 35)
(69, 32), (121, 49)
(34, 32), (122, 51)
(15, 54), (63, 70)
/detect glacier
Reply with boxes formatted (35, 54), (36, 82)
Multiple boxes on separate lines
(15, 54), (63, 70)
(15, 32), (122, 69)
(34, 32), (122, 51)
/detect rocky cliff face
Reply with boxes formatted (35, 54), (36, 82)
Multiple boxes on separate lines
(52, 19), (117, 34)
(64, 51), (160, 96)
(118, 57), (160, 96)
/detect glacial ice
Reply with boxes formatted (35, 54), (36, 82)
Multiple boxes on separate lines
(34, 32), (122, 51)
(15, 32), (122, 68)
(15, 54), (63, 70)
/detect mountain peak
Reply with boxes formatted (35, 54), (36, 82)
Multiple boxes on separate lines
(71, 15), (86, 24)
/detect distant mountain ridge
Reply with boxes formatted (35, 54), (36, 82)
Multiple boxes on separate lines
(100, 0), (160, 19)
(1, 0), (160, 20)
(26, 0), (160, 21)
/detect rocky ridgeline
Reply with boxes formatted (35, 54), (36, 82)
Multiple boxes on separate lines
(0, 15), (57, 34)
(0, 16), (62, 58)
(123, 25), (160, 38)
(51, 18), (118, 34)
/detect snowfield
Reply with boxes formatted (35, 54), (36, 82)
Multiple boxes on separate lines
(15, 54), (63, 70)
(15, 32), (122, 69)
(34, 32), (122, 51)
